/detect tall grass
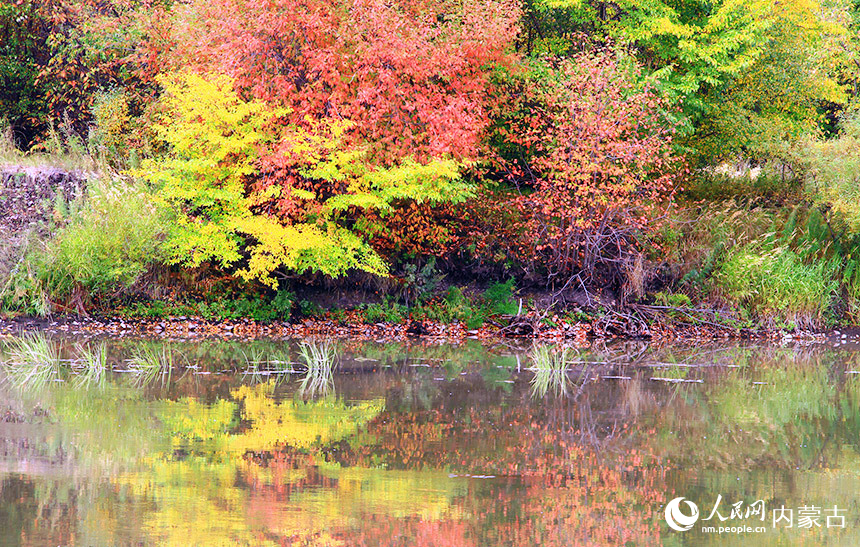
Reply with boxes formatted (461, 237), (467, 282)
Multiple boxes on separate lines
(0, 116), (102, 173)
(2, 176), (167, 315)
(716, 241), (840, 329)
(656, 198), (860, 328)
(241, 348), (297, 385)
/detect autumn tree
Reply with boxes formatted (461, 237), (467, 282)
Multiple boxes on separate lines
(0, 0), (57, 147)
(163, 0), (519, 163)
(0, 0), (174, 153)
(142, 72), (474, 285)
(490, 51), (679, 291)
(513, 0), (851, 165)
(137, 0), (521, 279)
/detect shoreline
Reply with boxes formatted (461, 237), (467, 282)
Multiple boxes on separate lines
(0, 312), (813, 344)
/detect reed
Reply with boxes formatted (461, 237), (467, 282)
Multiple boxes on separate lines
(72, 341), (108, 389)
(297, 340), (339, 399)
(1, 332), (61, 391)
(529, 345), (574, 397)
(126, 344), (175, 388)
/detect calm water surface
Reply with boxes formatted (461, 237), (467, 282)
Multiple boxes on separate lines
(1, 335), (859, 546)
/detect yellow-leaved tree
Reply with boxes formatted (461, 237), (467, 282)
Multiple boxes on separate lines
(141, 72), (472, 286)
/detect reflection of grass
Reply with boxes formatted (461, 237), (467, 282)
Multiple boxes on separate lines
(72, 341), (108, 388)
(127, 344), (175, 388)
(1, 332), (60, 391)
(655, 351), (848, 469)
(242, 349), (296, 385)
(654, 365), (688, 380)
(298, 341), (338, 399)
(529, 345), (575, 397)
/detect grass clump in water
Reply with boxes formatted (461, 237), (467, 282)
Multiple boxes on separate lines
(72, 341), (108, 389)
(1, 332), (60, 391)
(126, 344), (176, 388)
(529, 345), (577, 397)
(297, 340), (338, 399)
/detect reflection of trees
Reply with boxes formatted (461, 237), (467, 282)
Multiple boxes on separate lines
(0, 475), (75, 547)
(104, 383), (392, 545)
(649, 346), (860, 470)
(8, 339), (860, 546)
(319, 378), (665, 546)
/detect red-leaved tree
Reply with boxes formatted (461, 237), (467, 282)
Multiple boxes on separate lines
(164, 0), (520, 165)
(150, 0), (522, 272)
(491, 51), (681, 294)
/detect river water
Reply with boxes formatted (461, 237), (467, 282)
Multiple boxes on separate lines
(0, 335), (858, 546)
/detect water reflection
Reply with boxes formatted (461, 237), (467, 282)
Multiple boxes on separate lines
(0, 336), (859, 545)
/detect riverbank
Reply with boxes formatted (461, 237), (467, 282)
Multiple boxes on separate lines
(0, 164), (851, 339)
(0, 309), (802, 344)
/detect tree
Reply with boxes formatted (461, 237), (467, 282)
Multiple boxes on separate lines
(164, 0), (520, 165)
(142, 72), (474, 286)
(511, 0), (851, 164)
(490, 51), (679, 289)
(140, 0), (519, 274)
(0, 0), (56, 147)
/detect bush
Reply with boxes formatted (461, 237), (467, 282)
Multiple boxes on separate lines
(653, 291), (693, 308)
(492, 52), (679, 285)
(43, 179), (164, 290)
(483, 279), (518, 315)
(361, 298), (407, 324)
(4, 177), (166, 313)
(803, 114), (860, 231)
(716, 242), (839, 328)
(412, 287), (487, 328)
(119, 290), (294, 322)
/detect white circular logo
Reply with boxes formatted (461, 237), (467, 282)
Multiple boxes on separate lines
(665, 497), (699, 531)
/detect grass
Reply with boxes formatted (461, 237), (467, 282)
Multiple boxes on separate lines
(1, 175), (167, 316)
(529, 344), (579, 397)
(1, 332), (61, 391)
(126, 344), (177, 388)
(0, 116), (107, 173)
(0, 116), (169, 317)
(297, 340), (339, 399)
(646, 195), (860, 329)
(241, 348), (297, 385)
(716, 240), (840, 329)
(72, 341), (108, 388)
(681, 171), (802, 205)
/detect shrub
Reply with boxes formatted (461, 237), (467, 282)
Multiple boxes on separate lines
(5, 177), (166, 313)
(119, 290), (294, 322)
(483, 279), (518, 315)
(142, 71), (473, 287)
(413, 287), (487, 328)
(803, 114), (860, 232)
(361, 298), (407, 324)
(491, 51), (680, 286)
(653, 291), (692, 308)
(716, 241), (839, 328)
